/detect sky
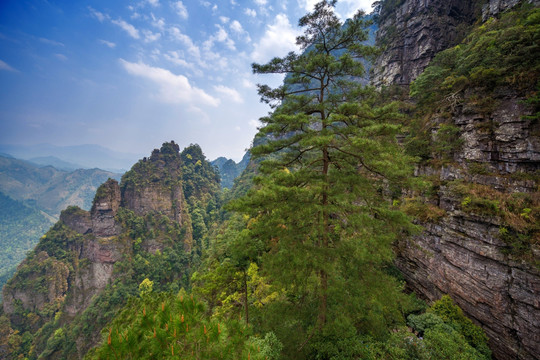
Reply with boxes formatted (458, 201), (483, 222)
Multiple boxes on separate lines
(0, 0), (375, 162)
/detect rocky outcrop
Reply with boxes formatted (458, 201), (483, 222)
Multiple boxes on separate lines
(2, 142), (194, 331)
(397, 86), (540, 359)
(397, 164), (540, 359)
(372, 0), (478, 86)
(60, 206), (92, 234)
(64, 236), (128, 316)
(2, 251), (69, 322)
(91, 178), (121, 237)
(482, 0), (540, 20)
(372, 0), (540, 359)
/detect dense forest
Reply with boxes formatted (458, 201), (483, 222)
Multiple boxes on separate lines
(1, 0), (539, 359)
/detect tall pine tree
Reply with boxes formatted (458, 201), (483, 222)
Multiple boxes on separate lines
(232, 0), (419, 357)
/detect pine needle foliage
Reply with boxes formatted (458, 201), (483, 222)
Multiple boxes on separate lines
(86, 292), (270, 360)
(230, 1), (419, 357)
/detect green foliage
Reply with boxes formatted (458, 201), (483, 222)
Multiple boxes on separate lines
(226, 2), (421, 358)
(411, 5), (540, 109)
(433, 124), (463, 160)
(452, 182), (539, 261)
(86, 292), (277, 360)
(139, 278), (154, 297)
(427, 295), (491, 358)
(367, 295), (490, 359)
(0, 192), (53, 297)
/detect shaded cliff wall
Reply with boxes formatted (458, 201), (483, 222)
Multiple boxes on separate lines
(373, 0), (540, 359)
(372, 0), (479, 86)
(396, 90), (540, 358)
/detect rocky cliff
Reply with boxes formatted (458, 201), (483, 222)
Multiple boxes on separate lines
(372, 0), (480, 86)
(0, 142), (220, 359)
(373, 0), (540, 359)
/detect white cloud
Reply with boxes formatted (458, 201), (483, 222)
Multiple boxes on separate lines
(151, 14), (166, 30)
(147, 0), (159, 6)
(0, 59), (17, 72)
(112, 18), (140, 39)
(242, 78), (255, 88)
(251, 14), (299, 62)
(169, 27), (201, 60)
(88, 6), (107, 22)
(119, 59), (219, 106)
(39, 37), (64, 46)
(172, 1), (188, 19)
(99, 39), (116, 48)
(213, 85), (243, 103)
(230, 20), (251, 42)
(164, 51), (192, 68)
(143, 30), (161, 43)
(55, 53), (68, 61)
(219, 16), (230, 23)
(200, 0), (211, 7)
(254, 0), (267, 5)
(249, 119), (259, 128)
(150, 48), (161, 61)
(204, 25), (235, 51)
(297, 0), (318, 12)
(244, 8), (256, 17)
(230, 20), (243, 33)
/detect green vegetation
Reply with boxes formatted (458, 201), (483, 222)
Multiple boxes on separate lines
(411, 5), (540, 108)
(451, 181), (539, 262)
(405, 5), (540, 165)
(1, 2), (504, 359)
(86, 291), (279, 360)
(0, 192), (53, 297)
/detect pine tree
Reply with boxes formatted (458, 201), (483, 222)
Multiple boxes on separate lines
(232, 0), (418, 357)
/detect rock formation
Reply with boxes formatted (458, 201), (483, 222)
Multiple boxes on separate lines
(372, 0), (540, 359)
(372, 0), (479, 86)
(90, 179), (121, 237)
(1, 142), (202, 357)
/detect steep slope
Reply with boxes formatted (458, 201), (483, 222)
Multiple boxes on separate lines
(373, 1), (540, 359)
(372, 0), (480, 86)
(0, 193), (54, 300)
(0, 142), (220, 359)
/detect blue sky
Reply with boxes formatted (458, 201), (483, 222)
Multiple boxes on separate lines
(0, 0), (375, 162)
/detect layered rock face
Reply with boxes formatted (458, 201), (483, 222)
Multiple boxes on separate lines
(372, 0), (478, 86)
(2, 142), (193, 329)
(121, 142), (189, 228)
(90, 178), (121, 237)
(399, 91), (540, 359)
(372, 0), (540, 359)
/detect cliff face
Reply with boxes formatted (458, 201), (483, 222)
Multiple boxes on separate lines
(397, 92), (540, 357)
(0, 142), (217, 358)
(373, 0), (540, 359)
(372, 0), (479, 86)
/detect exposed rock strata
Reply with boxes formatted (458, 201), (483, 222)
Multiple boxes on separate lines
(91, 178), (121, 237)
(2, 142), (194, 330)
(372, 0), (540, 359)
(372, 0), (478, 86)
(397, 83), (540, 360)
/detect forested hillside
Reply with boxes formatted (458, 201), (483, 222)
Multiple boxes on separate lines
(0, 193), (53, 300)
(1, 0), (538, 359)
(0, 155), (122, 218)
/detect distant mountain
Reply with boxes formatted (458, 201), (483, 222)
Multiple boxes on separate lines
(0, 154), (122, 217)
(0, 143), (143, 172)
(0, 192), (54, 300)
(211, 151), (250, 188)
(28, 156), (83, 171)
